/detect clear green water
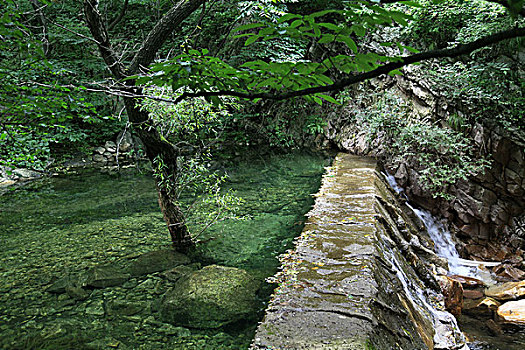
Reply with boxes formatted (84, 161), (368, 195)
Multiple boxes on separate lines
(0, 151), (329, 349)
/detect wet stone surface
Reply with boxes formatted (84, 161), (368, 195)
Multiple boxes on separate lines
(253, 154), (444, 349)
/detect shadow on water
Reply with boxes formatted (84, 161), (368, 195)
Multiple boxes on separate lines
(0, 150), (331, 349)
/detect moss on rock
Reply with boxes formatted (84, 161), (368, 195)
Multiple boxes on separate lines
(160, 265), (259, 329)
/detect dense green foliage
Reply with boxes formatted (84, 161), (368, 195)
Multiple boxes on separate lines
(0, 0), (123, 171)
(0, 0), (523, 198)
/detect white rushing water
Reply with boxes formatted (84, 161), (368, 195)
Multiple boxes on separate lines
(382, 172), (404, 195)
(382, 171), (497, 281)
(411, 206), (475, 277)
(381, 234), (468, 350)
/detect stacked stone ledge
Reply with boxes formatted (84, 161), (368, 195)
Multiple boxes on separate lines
(91, 131), (143, 167)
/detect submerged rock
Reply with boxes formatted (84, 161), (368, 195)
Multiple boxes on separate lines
(485, 280), (525, 300)
(160, 265), (259, 329)
(65, 285), (90, 301)
(85, 266), (130, 288)
(497, 299), (525, 325)
(47, 275), (76, 294)
(106, 300), (147, 316)
(129, 249), (190, 277)
(85, 300), (105, 316)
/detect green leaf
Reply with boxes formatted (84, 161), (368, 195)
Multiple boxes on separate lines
(399, 1), (424, 7)
(244, 35), (260, 46)
(338, 36), (358, 53)
(318, 23), (340, 31)
(317, 94), (339, 104)
(277, 13), (301, 23)
(313, 24), (321, 37)
(290, 19), (303, 28)
(318, 34), (335, 44)
(388, 69), (403, 76)
(310, 9), (343, 18)
(390, 11), (410, 26)
(351, 25), (366, 37)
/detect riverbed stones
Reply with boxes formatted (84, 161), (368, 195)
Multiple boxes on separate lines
(65, 285), (90, 301)
(106, 300), (146, 316)
(128, 249), (190, 276)
(47, 275), (76, 294)
(496, 299), (525, 325)
(485, 280), (525, 300)
(160, 265), (259, 329)
(463, 289), (484, 299)
(85, 300), (105, 316)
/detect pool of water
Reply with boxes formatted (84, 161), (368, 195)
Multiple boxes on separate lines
(0, 150), (330, 349)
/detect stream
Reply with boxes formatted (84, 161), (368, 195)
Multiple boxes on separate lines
(0, 150), (330, 350)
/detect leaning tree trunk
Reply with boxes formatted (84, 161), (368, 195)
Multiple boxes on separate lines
(84, 0), (205, 252)
(124, 99), (193, 251)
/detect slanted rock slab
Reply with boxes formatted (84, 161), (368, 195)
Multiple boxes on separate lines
(159, 265), (259, 329)
(129, 249), (190, 277)
(485, 280), (525, 300)
(497, 299), (525, 325)
(85, 265), (130, 288)
(463, 297), (500, 317)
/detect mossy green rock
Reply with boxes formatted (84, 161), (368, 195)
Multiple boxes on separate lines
(160, 265), (259, 329)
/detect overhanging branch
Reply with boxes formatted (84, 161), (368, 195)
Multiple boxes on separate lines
(174, 26), (525, 103)
(129, 0), (205, 74)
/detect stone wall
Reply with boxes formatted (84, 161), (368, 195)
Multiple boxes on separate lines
(91, 131), (143, 167)
(325, 75), (525, 260)
(253, 154), (467, 350)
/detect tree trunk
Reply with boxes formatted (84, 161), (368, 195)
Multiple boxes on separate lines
(84, 0), (205, 251)
(124, 98), (193, 251)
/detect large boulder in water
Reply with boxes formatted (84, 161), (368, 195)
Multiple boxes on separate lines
(159, 265), (259, 329)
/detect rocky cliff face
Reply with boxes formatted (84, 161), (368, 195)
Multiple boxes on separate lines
(325, 73), (525, 263)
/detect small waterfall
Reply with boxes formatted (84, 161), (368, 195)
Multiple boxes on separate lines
(411, 206), (472, 276)
(411, 206), (497, 283)
(383, 172), (404, 195)
(382, 171), (497, 281)
(380, 236), (467, 349)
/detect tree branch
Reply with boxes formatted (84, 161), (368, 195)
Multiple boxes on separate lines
(129, 0), (206, 74)
(84, 0), (127, 78)
(29, 0), (51, 57)
(108, 0), (129, 31)
(174, 26), (525, 103)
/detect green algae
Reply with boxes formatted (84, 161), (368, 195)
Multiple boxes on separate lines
(0, 150), (329, 349)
